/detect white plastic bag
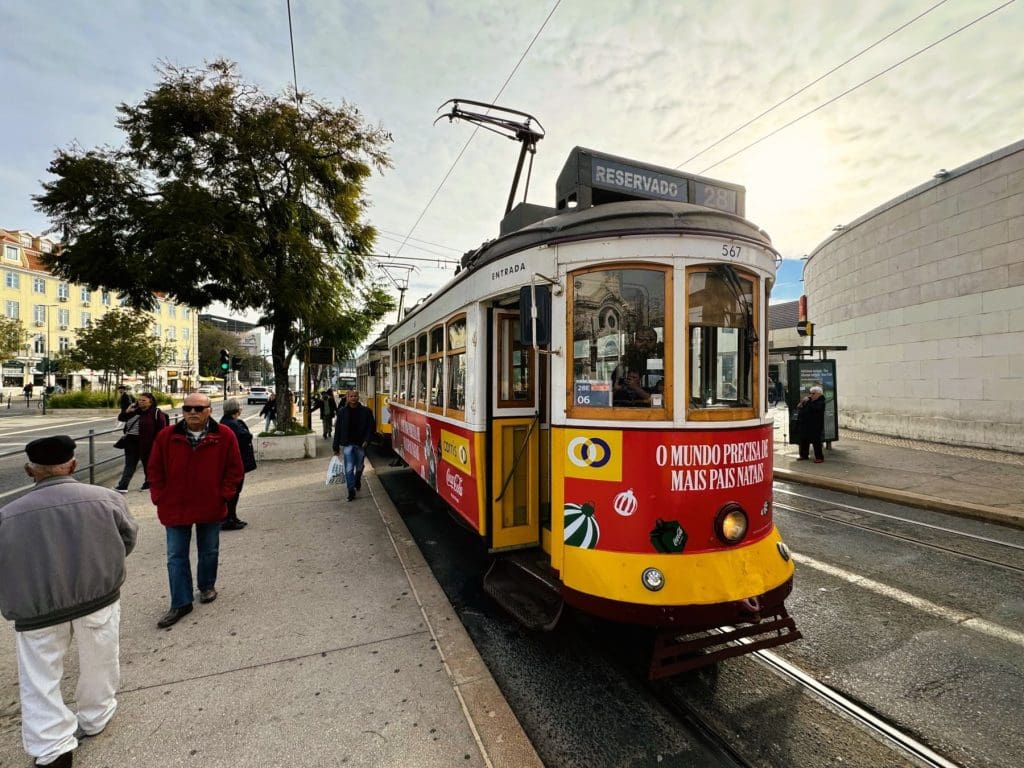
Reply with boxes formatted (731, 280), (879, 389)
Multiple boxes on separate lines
(325, 455), (346, 487)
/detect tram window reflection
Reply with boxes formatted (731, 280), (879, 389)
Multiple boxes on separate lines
(687, 267), (755, 411)
(570, 266), (667, 414)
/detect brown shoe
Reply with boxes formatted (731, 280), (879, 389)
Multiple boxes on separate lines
(199, 588), (218, 604)
(157, 604), (193, 628)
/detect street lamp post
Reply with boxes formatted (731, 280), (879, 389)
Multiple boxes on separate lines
(41, 304), (57, 415)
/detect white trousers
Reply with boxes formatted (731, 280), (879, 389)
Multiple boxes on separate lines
(15, 601), (121, 765)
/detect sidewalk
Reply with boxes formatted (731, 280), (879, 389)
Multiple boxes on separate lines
(770, 406), (1024, 529)
(0, 436), (542, 768)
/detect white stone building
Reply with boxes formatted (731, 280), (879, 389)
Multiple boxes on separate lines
(803, 139), (1024, 452)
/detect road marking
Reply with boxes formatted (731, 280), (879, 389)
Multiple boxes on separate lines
(792, 552), (1024, 649)
(0, 415), (117, 438)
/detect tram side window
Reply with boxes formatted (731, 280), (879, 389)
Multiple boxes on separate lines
(407, 340), (417, 406)
(429, 325), (444, 411)
(447, 316), (467, 414)
(569, 267), (668, 414)
(687, 267), (755, 412)
(395, 346), (405, 401)
(498, 314), (532, 406)
(415, 334), (428, 406)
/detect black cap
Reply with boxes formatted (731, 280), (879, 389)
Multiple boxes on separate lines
(25, 435), (76, 465)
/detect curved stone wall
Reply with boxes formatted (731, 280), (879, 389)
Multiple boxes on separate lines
(803, 139), (1024, 452)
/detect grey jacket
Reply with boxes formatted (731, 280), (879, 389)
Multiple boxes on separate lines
(0, 475), (138, 631)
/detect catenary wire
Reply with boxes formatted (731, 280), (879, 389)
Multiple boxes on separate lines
(392, 0), (563, 261)
(698, 0), (1016, 175)
(676, 0), (950, 169)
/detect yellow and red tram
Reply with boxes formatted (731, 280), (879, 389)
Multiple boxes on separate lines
(382, 147), (799, 676)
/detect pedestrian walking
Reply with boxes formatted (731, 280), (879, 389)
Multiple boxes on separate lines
(147, 393), (244, 628)
(796, 385), (827, 463)
(332, 389), (375, 502)
(114, 392), (169, 493)
(0, 435), (138, 768)
(259, 392), (277, 433)
(320, 388), (337, 439)
(220, 398), (257, 530)
(23, 382), (33, 406)
(116, 385), (134, 413)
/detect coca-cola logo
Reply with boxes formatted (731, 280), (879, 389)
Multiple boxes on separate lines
(445, 467), (464, 498)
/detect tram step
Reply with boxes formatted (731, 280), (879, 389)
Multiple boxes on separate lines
(483, 555), (564, 632)
(649, 608), (802, 680)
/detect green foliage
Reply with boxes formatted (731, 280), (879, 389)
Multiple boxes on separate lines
(34, 59), (395, 429)
(198, 320), (241, 376)
(259, 421), (313, 437)
(49, 389), (173, 408)
(65, 309), (170, 382)
(0, 317), (29, 360)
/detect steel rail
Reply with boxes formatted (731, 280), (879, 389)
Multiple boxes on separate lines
(750, 646), (962, 768)
(774, 501), (1024, 575)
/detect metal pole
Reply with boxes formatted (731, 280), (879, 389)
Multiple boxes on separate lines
(88, 429), (96, 485)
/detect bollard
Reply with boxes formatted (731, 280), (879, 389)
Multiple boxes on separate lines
(88, 429), (96, 485)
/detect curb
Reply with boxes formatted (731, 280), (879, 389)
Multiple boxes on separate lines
(773, 468), (1024, 530)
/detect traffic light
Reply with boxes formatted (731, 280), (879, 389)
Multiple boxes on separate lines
(218, 349), (230, 375)
(231, 355), (242, 371)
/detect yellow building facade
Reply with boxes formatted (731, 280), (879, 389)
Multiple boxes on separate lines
(0, 228), (199, 394)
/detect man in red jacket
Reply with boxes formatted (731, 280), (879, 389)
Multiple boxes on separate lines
(147, 393), (243, 628)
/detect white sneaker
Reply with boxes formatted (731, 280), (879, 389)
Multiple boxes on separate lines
(115, 488), (128, 494)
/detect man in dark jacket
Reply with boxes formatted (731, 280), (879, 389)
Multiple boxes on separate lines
(148, 393), (243, 628)
(114, 392), (169, 493)
(0, 435), (138, 768)
(332, 389), (375, 502)
(796, 385), (827, 462)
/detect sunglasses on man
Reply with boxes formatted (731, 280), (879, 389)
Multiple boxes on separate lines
(181, 405), (209, 413)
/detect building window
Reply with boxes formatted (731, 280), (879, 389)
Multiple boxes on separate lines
(19, 234), (30, 247)
(39, 241), (52, 254)
(59, 336), (70, 352)
(118, 294), (129, 307)
(168, 303), (176, 318)
(183, 307), (191, 318)
(80, 287), (90, 302)
(182, 327), (190, 341)
(4, 245), (19, 262)
(446, 316), (467, 414)
(58, 309), (70, 327)
(33, 335), (45, 354)
(5, 301), (19, 319)
(58, 283), (69, 300)
(101, 290), (111, 306)
(81, 312), (92, 326)
(5, 272), (20, 289)
(33, 305), (46, 323)
(569, 266), (669, 416)
(167, 348), (177, 363)
(33, 277), (46, 294)
(153, 323), (161, 337)
(166, 327), (176, 340)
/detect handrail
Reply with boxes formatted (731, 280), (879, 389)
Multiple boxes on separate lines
(0, 424), (126, 491)
(494, 412), (539, 503)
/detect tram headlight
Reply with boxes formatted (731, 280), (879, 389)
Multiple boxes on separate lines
(714, 503), (748, 545)
(641, 567), (665, 592)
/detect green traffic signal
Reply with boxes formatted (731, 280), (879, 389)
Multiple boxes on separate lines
(218, 349), (230, 373)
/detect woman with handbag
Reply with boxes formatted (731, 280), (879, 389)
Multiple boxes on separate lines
(220, 399), (257, 530)
(114, 392), (169, 492)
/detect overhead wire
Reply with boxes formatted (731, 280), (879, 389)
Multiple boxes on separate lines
(392, 0), (563, 262)
(698, 0), (1016, 175)
(676, 0), (951, 169)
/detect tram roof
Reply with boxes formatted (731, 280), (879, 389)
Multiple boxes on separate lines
(395, 200), (776, 330)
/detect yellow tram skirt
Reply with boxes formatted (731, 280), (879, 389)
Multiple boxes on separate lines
(561, 527), (794, 606)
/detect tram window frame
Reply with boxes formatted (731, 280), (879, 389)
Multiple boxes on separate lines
(380, 354), (391, 396)
(428, 325), (445, 413)
(685, 265), (758, 421)
(566, 264), (672, 421)
(497, 312), (533, 408)
(446, 315), (467, 418)
(394, 345), (405, 402)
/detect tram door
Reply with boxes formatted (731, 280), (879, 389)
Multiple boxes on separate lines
(489, 309), (546, 551)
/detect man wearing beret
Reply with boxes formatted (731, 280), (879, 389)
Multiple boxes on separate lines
(0, 435), (138, 768)
(147, 393), (243, 628)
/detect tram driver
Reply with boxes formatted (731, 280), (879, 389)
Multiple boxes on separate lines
(613, 369), (651, 407)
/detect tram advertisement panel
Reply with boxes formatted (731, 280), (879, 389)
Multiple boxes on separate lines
(389, 406), (481, 531)
(558, 425), (773, 555)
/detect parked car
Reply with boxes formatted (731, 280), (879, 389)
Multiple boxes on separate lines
(247, 386), (271, 404)
(196, 385), (218, 395)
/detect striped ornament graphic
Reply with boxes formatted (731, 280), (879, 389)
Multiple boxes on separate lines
(563, 501), (600, 549)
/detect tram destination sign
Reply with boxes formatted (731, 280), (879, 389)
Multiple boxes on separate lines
(591, 157), (687, 204)
(556, 147), (745, 216)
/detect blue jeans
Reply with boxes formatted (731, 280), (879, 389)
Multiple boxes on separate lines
(343, 444), (366, 492)
(165, 523), (221, 608)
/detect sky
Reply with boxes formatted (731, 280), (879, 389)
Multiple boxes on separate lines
(3, 0), (1022, 340)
